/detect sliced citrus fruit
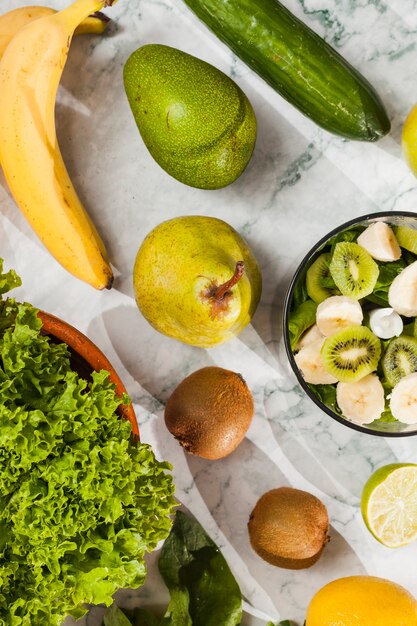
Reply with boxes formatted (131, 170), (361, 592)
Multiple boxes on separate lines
(361, 463), (417, 548)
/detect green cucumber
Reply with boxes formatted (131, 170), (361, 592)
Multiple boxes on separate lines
(181, 0), (390, 141)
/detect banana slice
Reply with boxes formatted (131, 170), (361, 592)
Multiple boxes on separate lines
(337, 374), (385, 424)
(357, 222), (401, 262)
(388, 261), (417, 317)
(296, 323), (324, 351)
(294, 338), (338, 385)
(390, 373), (417, 424)
(316, 295), (363, 337)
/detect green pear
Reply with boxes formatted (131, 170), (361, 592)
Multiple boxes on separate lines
(123, 44), (256, 190)
(133, 216), (262, 347)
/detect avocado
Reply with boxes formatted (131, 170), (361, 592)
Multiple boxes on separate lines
(123, 44), (257, 189)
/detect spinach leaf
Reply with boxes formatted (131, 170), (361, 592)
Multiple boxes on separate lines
(364, 258), (407, 307)
(307, 383), (340, 415)
(402, 249), (417, 265)
(403, 321), (415, 336)
(160, 587), (192, 626)
(327, 226), (365, 256)
(292, 267), (309, 308)
(104, 605), (134, 626)
(159, 511), (242, 626)
(371, 409), (397, 425)
(133, 608), (162, 626)
(101, 513), (294, 626)
(288, 300), (317, 350)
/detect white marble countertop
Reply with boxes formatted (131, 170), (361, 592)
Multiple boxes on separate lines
(1, 0), (417, 624)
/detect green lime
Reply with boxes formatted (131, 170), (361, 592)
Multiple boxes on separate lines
(361, 463), (417, 548)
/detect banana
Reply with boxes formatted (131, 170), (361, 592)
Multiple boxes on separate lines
(296, 323), (324, 351)
(0, 0), (114, 289)
(390, 373), (417, 424)
(316, 295), (363, 337)
(389, 260), (417, 317)
(0, 6), (110, 58)
(336, 374), (385, 425)
(357, 222), (401, 262)
(75, 11), (110, 34)
(294, 338), (338, 385)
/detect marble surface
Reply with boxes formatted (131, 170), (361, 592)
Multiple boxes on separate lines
(1, 0), (417, 623)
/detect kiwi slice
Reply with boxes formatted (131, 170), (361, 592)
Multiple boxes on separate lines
(329, 242), (379, 299)
(381, 335), (417, 386)
(321, 326), (381, 383)
(306, 253), (340, 303)
(394, 225), (417, 254)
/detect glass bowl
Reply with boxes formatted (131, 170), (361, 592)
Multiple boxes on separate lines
(283, 211), (417, 437)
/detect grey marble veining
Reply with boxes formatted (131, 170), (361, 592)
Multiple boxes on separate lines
(1, 0), (417, 624)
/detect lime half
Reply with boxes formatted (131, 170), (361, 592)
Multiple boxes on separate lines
(361, 463), (417, 548)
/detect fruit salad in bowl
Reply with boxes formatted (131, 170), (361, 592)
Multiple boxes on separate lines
(284, 211), (417, 436)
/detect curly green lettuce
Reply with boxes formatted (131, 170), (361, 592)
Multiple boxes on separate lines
(0, 261), (176, 626)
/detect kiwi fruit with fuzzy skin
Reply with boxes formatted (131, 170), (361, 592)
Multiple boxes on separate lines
(164, 366), (254, 460)
(321, 325), (381, 383)
(329, 242), (379, 299)
(248, 487), (329, 570)
(382, 335), (417, 386)
(306, 253), (340, 304)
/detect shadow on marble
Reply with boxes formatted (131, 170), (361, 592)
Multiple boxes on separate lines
(87, 304), (216, 404)
(259, 376), (399, 503)
(185, 437), (366, 624)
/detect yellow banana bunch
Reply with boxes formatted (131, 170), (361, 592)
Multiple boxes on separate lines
(0, 0), (115, 289)
(0, 5), (110, 57)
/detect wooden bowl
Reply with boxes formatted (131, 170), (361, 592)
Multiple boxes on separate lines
(38, 310), (139, 441)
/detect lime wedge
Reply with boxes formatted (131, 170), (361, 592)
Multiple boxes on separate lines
(361, 463), (417, 548)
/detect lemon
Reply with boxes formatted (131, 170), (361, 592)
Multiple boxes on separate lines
(306, 576), (417, 626)
(402, 105), (417, 176)
(361, 463), (417, 548)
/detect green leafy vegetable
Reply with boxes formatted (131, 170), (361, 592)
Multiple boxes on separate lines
(0, 262), (176, 626)
(102, 512), (293, 626)
(0, 259), (21, 296)
(104, 605), (135, 626)
(402, 321), (415, 337)
(327, 226), (365, 255)
(364, 258), (407, 307)
(158, 511), (242, 626)
(402, 249), (417, 266)
(306, 383), (340, 416)
(288, 299), (317, 350)
(134, 608), (166, 626)
(292, 266), (309, 307)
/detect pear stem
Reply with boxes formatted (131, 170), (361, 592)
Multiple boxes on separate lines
(212, 261), (245, 301)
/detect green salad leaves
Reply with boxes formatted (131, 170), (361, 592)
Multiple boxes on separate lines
(0, 261), (176, 625)
(102, 511), (293, 626)
(288, 224), (417, 427)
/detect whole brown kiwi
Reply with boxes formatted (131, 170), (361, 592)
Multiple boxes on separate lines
(164, 366), (254, 460)
(248, 487), (329, 569)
